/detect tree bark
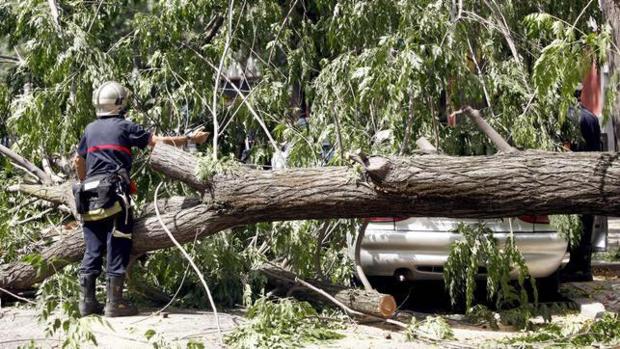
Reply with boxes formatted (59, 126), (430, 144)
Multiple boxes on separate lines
(258, 264), (397, 318)
(5, 142), (620, 292)
(602, 0), (620, 150)
(152, 143), (620, 218)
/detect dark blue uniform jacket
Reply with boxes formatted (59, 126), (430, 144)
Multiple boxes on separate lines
(578, 107), (602, 152)
(78, 116), (151, 178)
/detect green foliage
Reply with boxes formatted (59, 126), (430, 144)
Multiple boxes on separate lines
(131, 231), (266, 308)
(130, 219), (354, 309)
(269, 220), (355, 285)
(549, 214), (583, 248)
(0, 170), (69, 266)
(443, 223), (535, 315)
(224, 297), (344, 349)
(195, 153), (242, 181)
(36, 265), (107, 348)
(498, 305), (540, 331)
(505, 312), (620, 347)
(594, 246), (620, 262)
(465, 303), (571, 331)
(405, 315), (454, 342)
(0, 0), (605, 167)
(465, 304), (501, 330)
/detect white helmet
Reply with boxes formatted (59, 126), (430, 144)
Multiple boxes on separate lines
(92, 81), (132, 117)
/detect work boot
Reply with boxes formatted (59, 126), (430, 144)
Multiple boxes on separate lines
(104, 275), (138, 317)
(79, 273), (103, 317)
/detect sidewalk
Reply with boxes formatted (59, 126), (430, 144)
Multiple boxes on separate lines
(560, 279), (620, 316)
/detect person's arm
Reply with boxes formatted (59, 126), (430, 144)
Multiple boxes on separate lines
(74, 134), (87, 181)
(148, 131), (209, 148)
(73, 155), (86, 181)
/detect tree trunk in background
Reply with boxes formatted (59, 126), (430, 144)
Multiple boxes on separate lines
(602, 0), (620, 150)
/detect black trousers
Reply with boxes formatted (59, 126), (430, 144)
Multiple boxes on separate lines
(568, 214), (594, 271)
(79, 209), (133, 278)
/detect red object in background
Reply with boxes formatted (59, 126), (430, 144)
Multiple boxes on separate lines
(367, 217), (408, 223)
(518, 215), (550, 224)
(367, 216), (550, 224)
(581, 61), (602, 116)
(129, 180), (138, 195)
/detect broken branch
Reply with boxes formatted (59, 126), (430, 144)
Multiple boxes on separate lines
(0, 144), (53, 184)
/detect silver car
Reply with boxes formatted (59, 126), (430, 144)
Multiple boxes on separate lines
(351, 216), (568, 281)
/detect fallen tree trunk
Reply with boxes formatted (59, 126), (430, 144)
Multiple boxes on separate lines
(151, 143), (620, 218)
(4, 143), (620, 291)
(258, 264), (397, 318)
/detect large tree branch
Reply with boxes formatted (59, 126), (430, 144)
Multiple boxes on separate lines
(8, 183), (71, 205)
(151, 143), (620, 217)
(6, 143), (620, 292)
(450, 107), (515, 152)
(0, 144), (53, 184)
(8, 182), (77, 217)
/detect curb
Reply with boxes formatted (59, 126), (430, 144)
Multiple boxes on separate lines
(592, 261), (620, 276)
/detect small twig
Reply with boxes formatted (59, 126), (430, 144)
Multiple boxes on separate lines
(8, 165), (40, 183)
(428, 95), (441, 149)
(47, 0), (61, 32)
(399, 91), (416, 155)
(314, 222), (328, 280)
(483, 0), (519, 64)
(153, 182), (223, 344)
(332, 107), (346, 163)
(11, 207), (54, 226)
(449, 107), (515, 153)
(203, 15), (224, 43)
(212, 0), (236, 161)
(190, 48), (279, 153)
(354, 220), (373, 291)
(40, 148), (63, 183)
(87, 0), (104, 33)
(266, 0), (299, 67)
(466, 37), (496, 118)
(0, 55), (19, 62)
(129, 234), (197, 325)
(321, 221), (339, 245)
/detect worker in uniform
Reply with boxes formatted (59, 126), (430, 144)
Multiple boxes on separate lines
(73, 81), (208, 317)
(562, 63), (602, 282)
